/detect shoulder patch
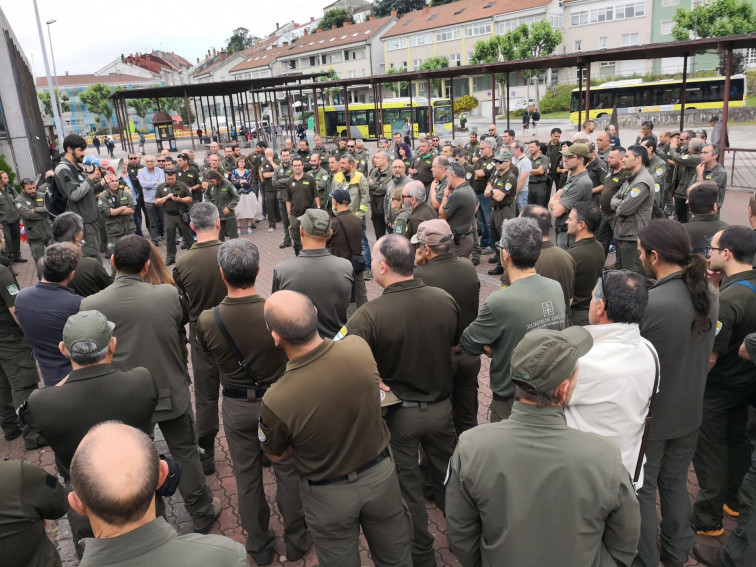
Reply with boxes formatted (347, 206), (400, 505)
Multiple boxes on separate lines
(715, 321), (722, 336)
(257, 425), (267, 442)
(6, 284), (19, 296)
(15, 202), (21, 208)
(630, 187), (641, 198)
(395, 225), (403, 234)
(655, 167), (664, 176)
(334, 326), (348, 341)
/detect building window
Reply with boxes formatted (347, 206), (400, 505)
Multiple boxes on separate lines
(599, 37), (608, 49)
(348, 70), (356, 78)
(497, 14), (541, 34)
(309, 56), (316, 67)
(467, 51), (474, 64)
(413, 59), (422, 71)
(662, 0), (679, 6)
(571, 2), (645, 26)
(621, 33), (639, 46)
(599, 61), (616, 79)
(409, 32), (433, 47)
(660, 20), (674, 35)
(472, 75), (491, 91)
(450, 53), (461, 66)
(575, 40), (582, 51)
(435, 27), (461, 42)
(549, 13), (563, 28)
(385, 37), (407, 51)
(464, 21), (492, 37)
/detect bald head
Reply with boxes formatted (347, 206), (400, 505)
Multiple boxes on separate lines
(70, 422), (159, 527)
(264, 290), (319, 345)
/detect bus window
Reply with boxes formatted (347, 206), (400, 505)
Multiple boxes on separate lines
(324, 111), (340, 136)
(662, 86), (680, 105)
(730, 78), (745, 101)
(414, 108), (429, 133)
(434, 105), (452, 124)
(616, 88), (636, 109)
(351, 110), (368, 126)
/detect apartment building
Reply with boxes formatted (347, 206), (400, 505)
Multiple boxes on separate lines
(649, 0), (719, 74)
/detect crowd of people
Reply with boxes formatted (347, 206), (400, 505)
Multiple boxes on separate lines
(0, 116), (755, 567)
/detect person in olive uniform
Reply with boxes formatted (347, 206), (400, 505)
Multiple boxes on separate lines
(692, 226), (756, 538)
(439, 160), (478, 259)
(696, 144), (728, 215)
(98, 172), (136, 260)
(683, 182), (728, 255)
(81, 235), (220, 535)
(446, 327), (641, 567)
(640, 138), (667, 208)
(69, 422), (247, 567)
(155, 169), (194, 265)
(176, 153), (202, 204)
(196, 241), (312, 565)
(54, 134), (103, 261)
(484, 151), (518, 275)
(173, 203), (227, 476)
(273, 149), (294, 247)
(340, 234), (460, 567)
(402, 181), (437, 241)
(368, 150), (391, 239)
(464, 131), (480, 163)
(472, 140), (496, 252)
(409, 139), (434, 197)
(19, 309), (158, 557)
(0, 171), (22, 266)
(328, 188), (367, 308)
(596, 148), (630, 257)
(14, 177), (53, 268)
(391, 186), (411, 237)
(285, 157), (319, 255)
(204, 170), (239, 241)
(0, 230), (43, 450)
(528, 140), (550, 207)
(565, 202), (605, 326)
(260, 290), (412, 567)
(353, 139), (371, 174)
(549, 143), (594, 250)
(260, 147), (280, 230)
(413, 219), (481, 436)
(296, 139), (313, 172)
(309, 154), (329, 208)
(0, 459), (67, 567)
(668, 134), (703, 223)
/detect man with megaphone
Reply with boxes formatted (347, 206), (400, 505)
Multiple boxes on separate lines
(54, 134), (105, 261)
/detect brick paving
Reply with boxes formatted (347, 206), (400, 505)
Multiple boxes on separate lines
(1, 140), (753, 565)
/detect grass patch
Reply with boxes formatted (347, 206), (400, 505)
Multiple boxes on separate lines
(747, 95), (756, 108)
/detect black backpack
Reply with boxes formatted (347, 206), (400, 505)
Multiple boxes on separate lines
(44, 162), (76, 217)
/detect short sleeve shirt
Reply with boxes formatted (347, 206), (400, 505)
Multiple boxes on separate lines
(556, 170), (593, 226)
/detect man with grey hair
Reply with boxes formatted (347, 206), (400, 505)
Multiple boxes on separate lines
(196, 240), (312, 564)
(439, 159), (477, 258)
(173, 202), (226, 475)
(429, 155), (450, 211)
(668, 134), (703, 222)
(20, 310), (158, 557)
(511, 142), (531, 212)
(462, 217), (567, 421)
(402, 180), (438, 241)
(368, 149), (391, 239)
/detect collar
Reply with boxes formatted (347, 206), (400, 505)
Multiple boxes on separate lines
(690, 213), (719, 222)
(509, 401), (567, 427)
(650, 270), (683, 289)
(221, 295), (263, 306)
(67, 363), (116, 382)
(572, 236), (597, 246)
(585, 322), (642, 343)
(382, 278), (424, 295)
(114, 273), (145, 283)
(286, 338), (334, 372)
(421, 152), (433, 159)
(80, 517), (175, 563)
(569, 170), (589, 182)
(542, 240), (555, 249)
(297, 248), (330, 257)
(722, 269), (756, 288)
(427, 253), (455, 264)
(36, 281), (78, 294)
(190, 239), (222, 249)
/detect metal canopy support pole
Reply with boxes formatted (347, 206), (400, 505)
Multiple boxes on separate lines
(491, 73), (496, 127)
(506, 73), (511, 130)
(577, 65), (583, 130)
(408, 80), (413, 144)
(222, 96), (230, 141)
(252, 90), (262, 144)
(450, 81), (455, 141)
(124, 99), (134, 153)
(192, 97), (200, 135)
(269, 90), (280, 149)
(427, 77), (433, 136)
(287, 90), (295, 138)
(343, 86), (351, 139)
(229, 94), (237, 142)
(184, 90), (195, 151)
(378, 84), (385, 140)
(114, 97), (125, 152)
(313, 88), (320, 139)
(199, 97), (206, 137)
(680, 55), (688, 132)
(585, 59), (591, 121)
(720, 44), (732, 164)
(212, 96), (219, 140)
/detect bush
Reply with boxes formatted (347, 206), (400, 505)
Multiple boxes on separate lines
(0, 155), (16, 186)
(539, 84), (576, 114)
(454, 95), (479, 114)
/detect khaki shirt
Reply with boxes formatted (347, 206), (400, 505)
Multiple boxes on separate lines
(0, 185), (19, 224)
(367, 166), (391, 214)
(205, 178), (240, 220)
(156, 181), (192, 214)
(411, 152), (434, 184)
(286, 174), (318, 217)
(273, 162), (294, 201)
(14, 191), (53, 242)
(99, 188), (136, 238)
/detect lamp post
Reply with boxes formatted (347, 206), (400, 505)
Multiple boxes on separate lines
(32, 0), (63, 145)
(45, 18), (65, 136)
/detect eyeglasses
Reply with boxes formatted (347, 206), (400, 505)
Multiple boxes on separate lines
(705, 246), (725, 257)
(156, 159), (165, 163)
(488, 129), (496, 132)
(401, 193), (411, 198)
(128, 157), (138, 160)
(347, 145), (355, 148)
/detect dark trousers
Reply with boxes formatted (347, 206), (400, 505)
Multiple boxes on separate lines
(372, 212), (387, 240)
(265, 192), (279, 227)
(388, 399), (456, 567)
(451, 350), (480, 437)
(2, 221), (21, 261)
(289, 214), (302, 254)
(489, 205), (514, 269)
(722, 444), (756, 566)
(634, 429), (699, 566)
(596, 212), (614, 257)
(361, 216), (372, 270)
(133, 193), (146, 236)
(222, 396), (310, 561)
(489, 395), (514, 423)
(278, 200), (291, 244)
(299, 457), (413, 567)
(144, 203), (163, 243)
(692, 394), (752, 529)
(156, 410), (216, 531)
(0, 334), (41, 445)
(527, 182), (550, 207)
(674, 196), (689, 223)
(81, 221), (102, 262)
(218, 218), (238, 241)
(190, 340), (220, 452)
(164, 212), (195, 262)
(616, 240), (645, 275)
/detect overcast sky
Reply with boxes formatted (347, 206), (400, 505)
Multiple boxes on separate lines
(3, 0), (321, 78)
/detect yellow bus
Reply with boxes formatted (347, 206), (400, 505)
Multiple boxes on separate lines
(569, 75), (747, 124)
(317, 97), (453, 139)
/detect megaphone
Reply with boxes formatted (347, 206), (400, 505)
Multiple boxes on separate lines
(82, 156), (123, 175)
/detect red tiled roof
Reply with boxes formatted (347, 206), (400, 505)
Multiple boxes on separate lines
(35, 73), (155, 88)
(230, 45), (293, 73)
(382, 0), (551, 38)
(284, 15), (394, 55)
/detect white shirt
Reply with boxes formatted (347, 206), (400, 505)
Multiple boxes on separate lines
(565, 323), (658, 488)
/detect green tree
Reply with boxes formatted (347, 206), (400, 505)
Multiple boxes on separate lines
(320, 8), (355, 30)
(129, 99), (153, 130)
(372, 0), (427, 18)
(38, 89), (70, 116)
(672, 0), (756, 41)
(381, 67), (408, 97)
(419, 56), (449, 95)
(429, 0), (457, 6)
(226, 27), (256, 54)
(79, 83), (114, 131)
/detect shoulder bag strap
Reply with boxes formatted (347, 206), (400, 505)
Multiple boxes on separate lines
(213, 306), (259, 388)
(333, 213), (355, 258)
(634, 342), (660, 484)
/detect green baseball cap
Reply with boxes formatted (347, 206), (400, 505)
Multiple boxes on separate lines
(511, 327), (593, 394)
(298, 209), (331, 238)
(63, 310), (115, 353)
(561, 143), (590, 159)
(493, 150), (513, 162)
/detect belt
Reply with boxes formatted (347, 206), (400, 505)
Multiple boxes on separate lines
(308, 448), (390, 486)
(453, 231), (472, 237)
(398, 397), (449, 408)
(491, 203), (513, 210)
(492, 393), (513, 403)
(222, 386), (268, 400)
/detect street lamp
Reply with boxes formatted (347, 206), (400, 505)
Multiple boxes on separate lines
(45, 18), (65, 136)
(32, 0), (63, 145)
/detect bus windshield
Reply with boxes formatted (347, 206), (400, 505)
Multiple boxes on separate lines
(434, 104), (453, 125)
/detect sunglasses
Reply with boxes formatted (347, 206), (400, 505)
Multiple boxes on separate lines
(157, 160), (165, 163)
